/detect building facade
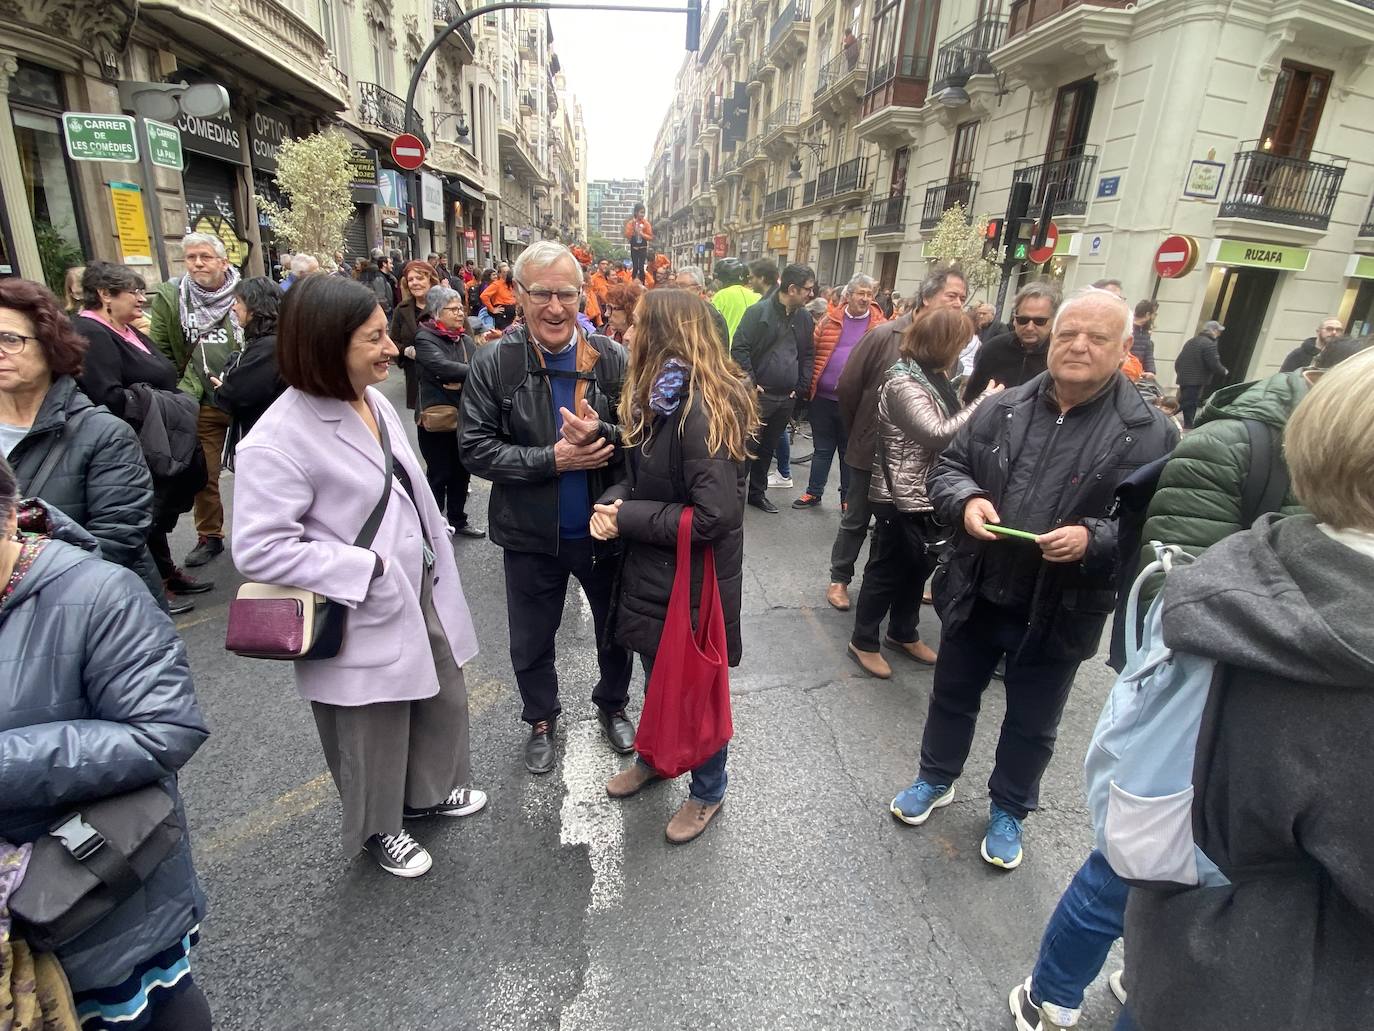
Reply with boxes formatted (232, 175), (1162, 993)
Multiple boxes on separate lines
(645, 0), (1374, 381)
(588, 178), (647, 240)
(0, 0), (586, 292)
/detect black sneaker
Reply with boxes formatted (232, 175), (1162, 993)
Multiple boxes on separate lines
(166, 567), (215, 594)
(164, 591), (195, 616)
(791, 492), (822, 509)
(184, 535), (224, 567)
(364, 830), (432, 877)
(404, 787), (488, 819)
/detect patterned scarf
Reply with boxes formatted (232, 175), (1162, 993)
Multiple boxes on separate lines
(649, 358), (690, 416)
(178, 265), (241, 344)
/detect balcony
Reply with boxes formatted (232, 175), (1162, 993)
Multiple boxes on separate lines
(433, 0), (477, 60)
(767, 0), (811, 58)
(357, 81), (407, 135)
(1012, 148), (1099, 218)
(814, 36), (868, 116)
(747, 58), (767, 94)
(1217, 144), (1347, 233)
(763, 186), (794, 215)
(740, 137), (768, 169)
(930, 18), (1005, 96)
(921, 178), (978, 229)
(1008, 0), (1132, 40)
(1361, 197), (1374, 238)
(995, 0), (1132, 90)
(761, 100), (802, 152)
(867, 196), (907, 237)
(808, 156), (868, 204)
(857, 54), (931, 144)
(802, 179), (817, 205)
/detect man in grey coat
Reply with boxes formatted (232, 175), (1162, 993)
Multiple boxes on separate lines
(1173, 320), (1228, 427)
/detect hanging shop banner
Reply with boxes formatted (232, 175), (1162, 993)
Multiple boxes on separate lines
(1207, 238), (1310, 273)
(464, 228), (477, 245)
(722, 83), (749, 150)
(108, 181), (152, 265)
(349, 147), (380, 186)
(178, 112), (246, 164)
(63, 113), (138, 162)
(250, 104), (293, 173)
(480, 232), (492, 251)
(420, 172), (444, 223)
(145, 119), (184, 171)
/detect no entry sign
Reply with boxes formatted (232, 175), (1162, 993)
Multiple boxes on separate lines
(1154, 235), (1199, 278)
(1027, 220), (1059, 265)
(390, 133), (427, 171)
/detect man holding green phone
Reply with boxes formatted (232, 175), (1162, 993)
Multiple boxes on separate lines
(888, 287), (1178, 870)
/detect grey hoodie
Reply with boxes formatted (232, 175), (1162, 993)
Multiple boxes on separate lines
(1125, 513), (1374, 1030)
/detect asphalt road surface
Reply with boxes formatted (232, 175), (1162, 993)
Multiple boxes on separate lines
(172, 372), (1124, 1030)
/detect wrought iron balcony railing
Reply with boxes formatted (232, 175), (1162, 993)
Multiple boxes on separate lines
(768, 0), (811, 49)
(1218, 143), (1348, 231)
(1361, 196), (1374, 238)
(815, 36), (867, 96)
(1012, 148), (1099, 217)
(763, 100), (802, 136)
(358, 81), (407, 134)
(868, 195), (906, 235)
(921, 178), (978, 229)
(433, 0), (475, 50)
(763, 186), (794, 215)
(931, 18), (1006, 94)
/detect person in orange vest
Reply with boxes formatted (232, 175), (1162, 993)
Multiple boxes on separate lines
(480, 268), (518, 329)
(624, 204), (654, 283)
(587, 259), (615, 315)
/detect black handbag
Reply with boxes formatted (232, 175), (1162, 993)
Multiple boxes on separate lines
(10, 783), (183, 950)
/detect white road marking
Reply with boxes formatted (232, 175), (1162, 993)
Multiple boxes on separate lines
(558, 720), (624, 913)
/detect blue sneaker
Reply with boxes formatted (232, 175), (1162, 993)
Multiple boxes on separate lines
(981, 803), (1024, 869)
(889, 780), (954, 826)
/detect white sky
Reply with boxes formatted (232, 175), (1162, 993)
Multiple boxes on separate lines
(549, 5), (690, 180)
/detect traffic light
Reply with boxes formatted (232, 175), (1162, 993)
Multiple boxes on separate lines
(983, 218), (1003, 261)
(686, 0), (701, 50)
(1031, 186), (1058, 250)
(1002, 180), (1032, 251)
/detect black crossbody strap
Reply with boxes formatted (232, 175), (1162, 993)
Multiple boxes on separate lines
(355, 410), (395, 549)
(25, 407), (92, 499)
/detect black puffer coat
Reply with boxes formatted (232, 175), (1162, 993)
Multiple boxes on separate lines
(413, 324), (478, 411)
(599, 394), (747, 665)
(8, 376), (162, 600)
(214, 317), (285, 445)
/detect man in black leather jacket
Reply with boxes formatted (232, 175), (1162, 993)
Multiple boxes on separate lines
(888, 288), (1177, 871)
(459, 242), (636, 774)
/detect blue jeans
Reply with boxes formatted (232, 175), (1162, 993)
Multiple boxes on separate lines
(775, 427), (791, 478)
(637, 654), (729, 804)
(805, 396), (850, 500)
(1114, 1008), (1138, 1031)
(1031, 849), (1128, 1010)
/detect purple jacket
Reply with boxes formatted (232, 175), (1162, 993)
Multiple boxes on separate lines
(231, 386), (479, 706)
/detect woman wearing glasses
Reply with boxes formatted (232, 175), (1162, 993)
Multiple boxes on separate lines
(71, 262), (213, 612)
(961, 283), (1060, 403)
(412, 286), (484, 538)
(602, 280), (645, 345)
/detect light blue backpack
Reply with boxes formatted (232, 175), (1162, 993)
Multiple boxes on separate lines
(1083, 542), (1230, 888)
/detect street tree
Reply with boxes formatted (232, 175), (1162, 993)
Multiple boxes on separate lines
(925, 203), (1001, 301)
(256, 131), (356, 267)
(587, 231), (629, 263)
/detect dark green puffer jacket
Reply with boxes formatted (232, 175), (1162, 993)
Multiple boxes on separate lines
(1138, 371), (1308, 582)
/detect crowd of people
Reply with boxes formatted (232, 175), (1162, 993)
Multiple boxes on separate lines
(2, 224), (1371, 1031)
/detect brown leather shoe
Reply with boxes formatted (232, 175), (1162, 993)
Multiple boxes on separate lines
(606, 762), (661, 799)
(847, 643), (892, 679)
(666, 798), (722, 844)
(827, 582), (851, 611)
(885, 637), (938, 666)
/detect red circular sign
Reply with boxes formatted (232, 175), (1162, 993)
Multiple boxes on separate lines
(390, 133), (427, 171)
(1154, 235), (1199, 278)
(1027, 220), (1059, 265)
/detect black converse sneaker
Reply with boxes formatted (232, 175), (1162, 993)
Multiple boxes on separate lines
(364, 830), (432, 877)
(404, 787), (488, 820)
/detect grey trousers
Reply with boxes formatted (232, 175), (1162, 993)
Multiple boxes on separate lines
(829, 466), (873, 585)
(312, 571), (472, 855)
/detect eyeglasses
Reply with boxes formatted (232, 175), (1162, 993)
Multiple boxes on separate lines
(1014, 315), (1051, 327)
(517, 281), (580, 306)
(0, 331), (38, 355)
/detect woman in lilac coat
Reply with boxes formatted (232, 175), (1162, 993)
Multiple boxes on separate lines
(232, 275), (485, 878)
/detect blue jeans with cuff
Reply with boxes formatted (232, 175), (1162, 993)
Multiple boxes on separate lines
(804, 396), (850, 500)
(1031, 848), (1128, 1010)
(637, 653), (728, 804)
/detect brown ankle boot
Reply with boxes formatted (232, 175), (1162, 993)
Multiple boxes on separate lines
(826, 582), (851, 611)
(847, 642), (892, 679)
(885, 637), (938, 666)
(665, 798), (722, 844)
(606, 762), (661, 799)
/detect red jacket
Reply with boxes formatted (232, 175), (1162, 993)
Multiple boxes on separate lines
(810, 302), (887, 398)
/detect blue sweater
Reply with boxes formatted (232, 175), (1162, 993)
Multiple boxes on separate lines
(545, 343), (590, 538)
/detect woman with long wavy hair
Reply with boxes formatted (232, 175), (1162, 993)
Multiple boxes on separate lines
(590, 288), (758, 844)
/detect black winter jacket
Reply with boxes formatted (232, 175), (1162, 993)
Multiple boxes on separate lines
(1278, 336), (1319, 373)
(929, 372), (1177, 661)
(730, 294), (814, 398)
(460, 327), (627, 555)
(962, 330), (1049, 403)
(214, 319), (286, 447)
(1126, 515), (1374, 1030)
(0, 505), (207, 993)
(8, 376), (153, 577)
(413, 324), (478, 412)
(1173, 332), (1228, 387)
(599, 395), (747, 665)
(72, 316), (178, 421)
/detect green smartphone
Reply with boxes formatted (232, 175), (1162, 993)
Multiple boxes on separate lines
(983, 523), (1040, 542)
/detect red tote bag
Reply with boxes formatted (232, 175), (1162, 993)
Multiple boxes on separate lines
(634, 507), (734, 778)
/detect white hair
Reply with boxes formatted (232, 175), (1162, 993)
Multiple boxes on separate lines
(290, 253), (320, 277)
(181, 232), (226, 259)
(513, 241), (583, 286)
(425, 284), (463, 319)
(676, 265), (706, 288)
(1052, 287), (1133, 343)
(846, 273), (877, 292)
